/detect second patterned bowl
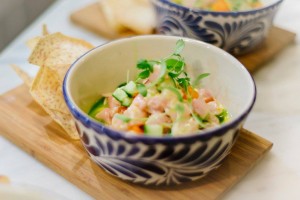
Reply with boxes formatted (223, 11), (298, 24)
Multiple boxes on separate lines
(152, 0), (283, 55)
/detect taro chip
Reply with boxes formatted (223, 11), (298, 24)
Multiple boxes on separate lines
(30, 66), (78, 139)
(26, 25), (49, 50)
(22, 30), (94, 140)
(26, 37), (42, 51)
(29, 33), (94, 82)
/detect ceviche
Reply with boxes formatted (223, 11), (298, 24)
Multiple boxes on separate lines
(171, 0), (262, 11)
(88, 39), (229, 136)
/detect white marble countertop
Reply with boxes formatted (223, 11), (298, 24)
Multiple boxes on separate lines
(0, 0), (300, 199)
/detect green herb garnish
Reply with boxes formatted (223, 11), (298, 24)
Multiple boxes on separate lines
(193, 73), (210, 87)
(174, 39), (185, 55)
(135, 39), (209, 94)
(177, 72), (190, 92)
(165, 58), (185, 71)
(137, 83), (147, 97)
(137, 59), (153, 79)
(113, 39), (209, 107)
(215, 109), (229, 123)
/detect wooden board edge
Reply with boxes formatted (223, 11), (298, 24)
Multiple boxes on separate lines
(236, 26), (296, 73)
(217, 128), (273, 199)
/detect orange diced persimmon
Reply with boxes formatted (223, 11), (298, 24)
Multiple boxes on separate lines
(211, 0), (230, 11)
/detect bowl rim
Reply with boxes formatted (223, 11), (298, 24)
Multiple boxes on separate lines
(63, 35), (256, 143)
(153, 0), (283, 15)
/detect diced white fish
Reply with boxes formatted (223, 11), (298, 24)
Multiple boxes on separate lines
(147, 94), (168, 113)
(171, 117), (199, 136)
(111, 115), (128, 131)
(205, 114), (220, 128)
(199, 88), (214, 103)
(207, 100), (221, 115)
(147, 64), (161, 83)
(123, 103), (147, 126)
(146, 113), (171, 125)
(131, 94), (147, 110)
(95, 108), (112, 124)
(165, 106), (177, 122)
(192, 97), (210, 118)
(108, 95), (121, 108)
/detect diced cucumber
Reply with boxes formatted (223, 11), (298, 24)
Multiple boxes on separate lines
(122, 81), (137, 96)
(112, 87), (133, 107)
(88, 97), (107, 118)
(112, 88), (128, 102)
(121, 97), (132, 107)
(144, 125), (163, 136)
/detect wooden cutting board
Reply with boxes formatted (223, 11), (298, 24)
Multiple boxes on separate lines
(70, 3), (296, 73)
(0, 84), (272, 200)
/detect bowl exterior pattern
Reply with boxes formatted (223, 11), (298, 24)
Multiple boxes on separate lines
(153, 0), (282, 55)
(72, 110), (243, 185)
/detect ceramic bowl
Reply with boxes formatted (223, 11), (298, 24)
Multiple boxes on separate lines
(63, 35), (256, 186)
(152, 0), (283, 55)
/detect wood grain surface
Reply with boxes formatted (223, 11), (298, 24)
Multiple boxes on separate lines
(0, 84), (273, 200)
(70, 3), (296, 73)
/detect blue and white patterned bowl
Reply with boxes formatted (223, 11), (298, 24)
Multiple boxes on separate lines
(152, 0), (283, 55)
(63, 35), (256, 186)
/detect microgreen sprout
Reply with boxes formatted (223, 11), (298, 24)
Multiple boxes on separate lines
(135, 39), (209, 93)
(137, 59), (154, 79)
(136, 83), (147, 97)
(193, 73), (210, 87)
(174, 39), (185, 55)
